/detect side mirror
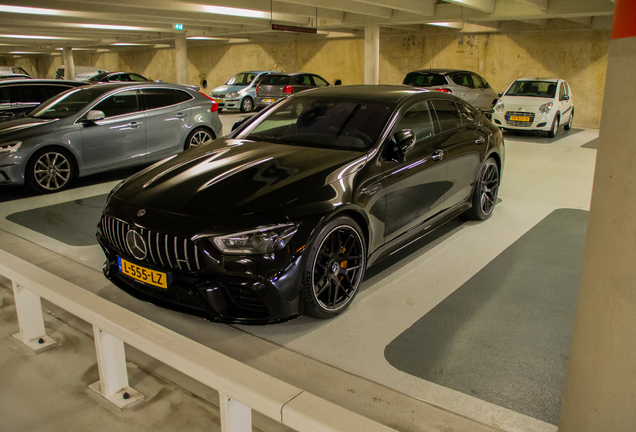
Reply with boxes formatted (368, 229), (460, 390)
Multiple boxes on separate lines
(498, 92), (503, 97)
(561, 94), (570, 101)
(85, 110), (105, 122)
(155, 79), (163, 83)
(394, 129), (416, 155)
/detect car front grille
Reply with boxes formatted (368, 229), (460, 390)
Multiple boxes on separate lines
(211, 93), (226, 98)
(505, 111), (535, 127)
(100, 215), (206, 272)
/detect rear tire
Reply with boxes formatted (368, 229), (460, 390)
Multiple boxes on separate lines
(467, 158), (499, 221)
(185, 127), (214, 150)
(26, 147), (76, 194)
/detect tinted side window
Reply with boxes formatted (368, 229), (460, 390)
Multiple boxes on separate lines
(394, 101), (434, 142)
(39, 85), (73, 101)
(18, 86), (43, 103)
(0, 86), (12, 104)
(313, 75), (330, 86)
(93, 90), (140, 117)
(176, 89), (194, 101)
(130, 74), (148, 82)
(449, 72), (475, 89)
(431, 100), (462, 131)
(471, 74), (486, 88)
(559, 83), (566, 100)
(295, 75), (313, 86)
(457, 103), (476, 125)
(403, 73), (447, 87)
(261, 75), (290, 85)
(141, 88), (183, 110)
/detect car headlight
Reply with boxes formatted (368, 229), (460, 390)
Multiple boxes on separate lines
(495, 100), (505, 113)
(539, 102), (553, 115)
(0, 140), (22, 155)
(227, 91), (240, 98)
(212, 223), (299, 255)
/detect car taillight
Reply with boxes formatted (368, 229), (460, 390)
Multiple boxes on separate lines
(198, 91), (218, 112)
(434, 88), (453, 94)
(255, 85), (259, 93)
(283, 85), (293, 94)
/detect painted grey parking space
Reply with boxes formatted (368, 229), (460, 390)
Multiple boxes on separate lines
(502, 127), (583, 144)
(384, 209), (588, 426)
(6, 195), (107, 246)
(581, 138), (598, 149)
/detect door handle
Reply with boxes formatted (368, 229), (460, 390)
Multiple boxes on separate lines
(130, 122), (143, 129)
(175, 112), (186, 118)
(475, 136), (486, 145)
(432, 150), (444, 161)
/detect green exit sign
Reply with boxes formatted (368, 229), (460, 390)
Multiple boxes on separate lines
(174, 23), (184, 30)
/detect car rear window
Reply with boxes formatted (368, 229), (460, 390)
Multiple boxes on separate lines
(259, 75), (291, 85)
(403, 73), (448, 87)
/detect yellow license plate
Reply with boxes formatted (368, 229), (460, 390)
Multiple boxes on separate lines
(118, 257), (167, 289)
(263, 98), (275, 103)
(510, 115), (531, 122)
(212, 98), (222, 103)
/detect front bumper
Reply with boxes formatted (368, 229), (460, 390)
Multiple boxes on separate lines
(491, 110), (553, 132)
(0, 155), (26, 185)
(212, 97), (242, 110)
(96, 216), (307, 324)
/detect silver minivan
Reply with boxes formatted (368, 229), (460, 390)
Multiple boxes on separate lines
(0, 82), (222, 193)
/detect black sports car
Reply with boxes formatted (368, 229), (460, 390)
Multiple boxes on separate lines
(97, 85), (504, 324)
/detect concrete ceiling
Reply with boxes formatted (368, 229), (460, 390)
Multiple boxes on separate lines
(0, 0), (615, 56)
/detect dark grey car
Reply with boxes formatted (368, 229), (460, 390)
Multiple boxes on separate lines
(0, 79), (85, 122)
(0, 82), (222, 193)
(255, 72), (330, 109)
(403, 69), (498, 113)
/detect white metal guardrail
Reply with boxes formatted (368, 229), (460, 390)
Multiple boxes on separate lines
(0, 249), (397, 432)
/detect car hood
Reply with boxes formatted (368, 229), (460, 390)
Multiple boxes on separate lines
(0, 116), (62, 138)
(211, 84), (246, 94)
(112, 138), (367, 220)
(501, 95), (554, 108)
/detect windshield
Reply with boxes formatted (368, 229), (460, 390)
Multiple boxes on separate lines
(224, 72), (258, 86)
(86, 72), (111, 82)
(238, 96), (394, 151)
(505, 80), (557, 98)
(30, 87), (111, 119)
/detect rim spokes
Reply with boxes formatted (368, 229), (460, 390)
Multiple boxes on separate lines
(480, 164), (499, 215)
(312, 225), (364, 311)
(35, 153), (70, 190)
(191, 131), (211, 147)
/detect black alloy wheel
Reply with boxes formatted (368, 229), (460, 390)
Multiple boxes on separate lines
(185, 127), (214, 150)
(467, 158), (499, 221)
(26, 148), (75, 193)
(304, 217), (366, 319)
(564, 108), (574, 130)
(240, 97), (254, 113)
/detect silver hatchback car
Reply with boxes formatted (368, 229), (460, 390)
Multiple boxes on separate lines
(0, 82), (222, 193)
(403, 69), (498, 113)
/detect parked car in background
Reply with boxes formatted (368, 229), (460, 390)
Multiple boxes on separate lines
(403, 69), (498, 114)
(255, 72), (331, 109)
(0, 73), (34, 80)
(0, 82), (222, 193)
(55, 66), (109, 81)
(492, 78), (573, 138)
(96, 85), (504, 324)
(210, 70), (277, 113)
(0, 79), (85, 122)
(0, 66), (31, 77)
(85, 71), (153, 83)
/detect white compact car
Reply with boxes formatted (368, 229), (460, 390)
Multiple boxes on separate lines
(492, 78), (574, 138)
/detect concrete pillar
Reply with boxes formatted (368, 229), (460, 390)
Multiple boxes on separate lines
(63, 47), (75, 81)
(175, 36), (188, 85)
(558, 1), (636, 431)
(364, 24), (380, 85)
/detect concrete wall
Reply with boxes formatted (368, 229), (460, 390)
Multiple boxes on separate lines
(17, 28), (608, 128)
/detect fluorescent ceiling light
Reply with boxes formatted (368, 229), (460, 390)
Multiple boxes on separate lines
(187, 36), (227, 40)
(227, 38), (250, 43)
(77, 24), (146, 31)
(427, 22), (465, 29)
(10, 51), (43, 54)
(0, 34), (75, 40)
(0, 5), (64, 16)
(111, 42), (149, 46)
(199, 5), (270, 19)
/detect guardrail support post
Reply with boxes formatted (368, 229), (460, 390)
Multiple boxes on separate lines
(11, 281), (57, 353)
(89, 326), (144, 409)
(219, 392), (252, 432)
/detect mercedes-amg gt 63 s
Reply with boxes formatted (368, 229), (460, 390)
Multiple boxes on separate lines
(97, 85), (504, 323)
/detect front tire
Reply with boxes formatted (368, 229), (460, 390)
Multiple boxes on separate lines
(240, 97), (254, 113)
(26, 148), (76, 194)
(185, 127), (214, 150)
(548, 115), (560, 138)
(303, 216), (366, 319)
(467, 158), (499, 221)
